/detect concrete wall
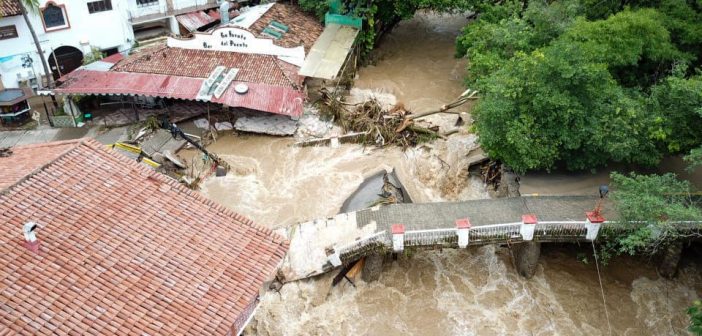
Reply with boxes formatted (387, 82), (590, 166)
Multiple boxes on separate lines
(0, 0), (135, 89)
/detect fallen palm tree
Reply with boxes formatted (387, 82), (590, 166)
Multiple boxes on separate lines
(320, 88), (478, 147)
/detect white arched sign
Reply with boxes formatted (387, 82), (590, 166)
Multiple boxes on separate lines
(167, 27), (305, 67)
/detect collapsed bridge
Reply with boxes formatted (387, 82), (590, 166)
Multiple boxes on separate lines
(278, 196), (700, 282)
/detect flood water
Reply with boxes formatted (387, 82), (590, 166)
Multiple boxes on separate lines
(189, 11), (701, 336)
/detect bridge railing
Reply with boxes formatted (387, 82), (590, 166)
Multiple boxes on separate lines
(334, 220), (702, 263)
(534, 221), (588, 241)
(404, 228), (457, 247)
(469, 223), (522, 244)
(338, 231), (390, 261)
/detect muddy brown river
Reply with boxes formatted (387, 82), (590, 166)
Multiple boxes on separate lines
(190, 11), (701, 336)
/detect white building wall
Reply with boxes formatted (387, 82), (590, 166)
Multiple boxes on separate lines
(126, 0), (218, 24)
(0, 0), (134, 89)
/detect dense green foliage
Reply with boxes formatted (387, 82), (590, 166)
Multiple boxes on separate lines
(600, 172), (701, 261)
(458, 0), (702, 173)
(299, 0), (480, 54)
(690, 300), (702, 336)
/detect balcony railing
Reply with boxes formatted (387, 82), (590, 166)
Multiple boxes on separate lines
(128, 0), (219, 24)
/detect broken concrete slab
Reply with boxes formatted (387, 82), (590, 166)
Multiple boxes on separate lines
(215, 122), (233, 131)
(234, 115), (298, 136)
(466, 147), (488, 168)
(193, 118), (210, 129)
(295, 114), (334, 139)
(163, 150), (186, 168)
(140, 129), (186, 156)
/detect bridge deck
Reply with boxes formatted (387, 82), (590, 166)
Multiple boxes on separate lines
(357, 196), (613, 231)
(279, 196), (614, 282)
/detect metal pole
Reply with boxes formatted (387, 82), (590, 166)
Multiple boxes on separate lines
(42, 95), (54, 127)
(66, 95), (78, 127)
(132, 97), (139, 122)
(50, 46), (63, 78)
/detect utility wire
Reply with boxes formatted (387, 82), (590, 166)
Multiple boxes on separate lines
(591, 241), (613, 336)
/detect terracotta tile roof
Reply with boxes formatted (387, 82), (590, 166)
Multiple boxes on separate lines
(0, 139), (288, 335)
(0, 140), (78, 190)
(0, 0), (22, 17)
(249, 3), (323, 52)
(111, 45), (303, 88)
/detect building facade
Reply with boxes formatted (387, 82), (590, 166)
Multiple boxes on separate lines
(0, 0), (219, 90)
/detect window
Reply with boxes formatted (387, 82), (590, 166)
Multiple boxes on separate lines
(87, 0), (112, 13)
(0, 25), (18, 40)
(41, 3), (70, 31)
(136, 0), (158, 7)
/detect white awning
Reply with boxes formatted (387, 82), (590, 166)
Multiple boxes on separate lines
(299, 24), (359, 80)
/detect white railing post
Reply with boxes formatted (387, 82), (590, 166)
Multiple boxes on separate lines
(327, 247), (342, 267)
(456, 218), (471, 248)
(392, 224), (405, 252)
(520, 214), (538, 241)
(585, 212), (604, 241)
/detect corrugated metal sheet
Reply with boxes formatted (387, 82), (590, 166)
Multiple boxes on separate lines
(81, 61), (116, 72)
(101, 53), (124, 64)
(213, 82), (304, 117)
(299, 24), (358, 80)
(55, 70), (201, 100)
(176, 11), (218, 32)
(54, 69), (303, 117)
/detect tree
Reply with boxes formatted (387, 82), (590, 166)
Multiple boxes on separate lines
(606, 172), (701, 257)
(689, 300), (702, 336)
(647, 74), (702, 154)
(298, 0), (481, 54)
(455, 16), (536, 83)
(18, 0), (54, 89)
(469, 9), (692, 172)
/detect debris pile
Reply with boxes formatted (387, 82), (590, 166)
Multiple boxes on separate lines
(320, 88), (478, 148)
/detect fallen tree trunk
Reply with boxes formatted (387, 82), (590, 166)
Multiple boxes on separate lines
(396, 89), (478, 133)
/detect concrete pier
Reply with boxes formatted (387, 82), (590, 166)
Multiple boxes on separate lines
(362, 253), (385, 282)
(513, 241), (541, 279)
(657, 241), (683, 279)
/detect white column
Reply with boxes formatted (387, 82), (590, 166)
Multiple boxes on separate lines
(520, 214), (538, 241)
(327, 247), (342, 267)
(456, 218), (471, 248)
(392, 224), (405, 252)
(585, 212), (604, 241)
(169, 16), (180, 35)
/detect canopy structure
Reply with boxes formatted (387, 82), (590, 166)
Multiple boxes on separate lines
(298, 23), (359, 80)
(0, 88), (31, 106)
(176, 10), (220, 32)
(51, 69), (305, 117)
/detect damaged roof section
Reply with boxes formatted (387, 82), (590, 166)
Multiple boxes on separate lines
(247, 3), (324, 52)
(176, 9), (219, 32)
(50, 2), (323, 119)
(112, 46), (303, 88)
(54, 69), (305, 117)
(0, 139), (288, 335)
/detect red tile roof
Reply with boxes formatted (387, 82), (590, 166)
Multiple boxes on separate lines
(0, 139), (288, 335)
(111, 45), (303, 88)
(0, 140), (76, 190)
(0, 0), (22, 17)
(249, 3), (323, 52)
